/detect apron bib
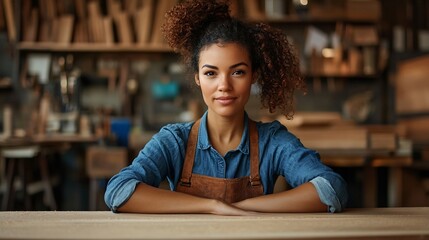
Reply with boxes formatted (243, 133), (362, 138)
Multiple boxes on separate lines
(176, 119), (264, 203)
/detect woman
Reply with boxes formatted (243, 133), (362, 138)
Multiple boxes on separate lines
(104, 0), (347, 215)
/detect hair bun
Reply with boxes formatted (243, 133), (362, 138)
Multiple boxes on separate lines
(162, 0), (231, 54)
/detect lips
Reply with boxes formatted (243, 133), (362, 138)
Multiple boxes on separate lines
(215, 96), (237, 105)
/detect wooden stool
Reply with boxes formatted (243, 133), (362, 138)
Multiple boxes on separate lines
(86, 146), (128, 210)
(1, 146), (57, 210)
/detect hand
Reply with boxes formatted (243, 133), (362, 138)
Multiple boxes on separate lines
(209, 199), (257, 216)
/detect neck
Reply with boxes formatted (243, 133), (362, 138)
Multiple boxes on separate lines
(206, 111), (245, 146)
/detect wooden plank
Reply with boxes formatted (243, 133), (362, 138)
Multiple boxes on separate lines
(1, 209), (429, 239)
(107, 0), (121, 18)
(87, 0), (100, 16)
(229, 0), (239, 17)
(20, 0), (32, 29)
(150, 0), (176, 44)
(87, 0), (104, 43)
(280, 111), (343, 128)
(395, 55), (429, 114)
(3, 0), (16, 42)
(57, 14), (74, 44)
(22, 8), (39, 42)
(38, 20), (50, 42)
(293, 127), (368, 150)
(114, 12), (133, 44)
(244, 0), (264, 20)
(0, 0), (4, 31)
(134, 0), (153, 44)
(46, 0), (57, 20)
(50, 17), (59, 42)
(18, 42), (172, 52)
(103, 17), (114, 44)
(73, 20), (89, 43)
(124, 0), (138, 14)
(74, 0), (86, 19)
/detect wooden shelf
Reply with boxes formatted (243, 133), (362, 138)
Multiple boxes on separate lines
(304, 73), (379, 79)
(17, 42), (173, 53)
(248, 16), (378, 25)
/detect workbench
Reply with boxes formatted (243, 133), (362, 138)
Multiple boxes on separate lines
(1, 208), (428, 239)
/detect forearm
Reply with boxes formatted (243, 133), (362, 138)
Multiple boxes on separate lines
(117, 183), (253, 215)
(233, 182), (326, 213)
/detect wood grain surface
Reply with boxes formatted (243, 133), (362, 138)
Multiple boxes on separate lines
(0, 208), (428, 239)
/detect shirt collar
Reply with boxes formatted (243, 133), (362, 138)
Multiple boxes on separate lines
(197, 111), (250, 155)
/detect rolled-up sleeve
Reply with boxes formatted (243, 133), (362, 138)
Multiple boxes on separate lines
(310, 176), (347, 213)
(104, 177), (140, 212)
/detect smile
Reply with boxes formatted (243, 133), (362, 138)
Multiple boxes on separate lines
(215, 96), (237, 105)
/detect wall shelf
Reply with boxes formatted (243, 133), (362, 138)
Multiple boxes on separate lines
(17, 42), (173, 53)
(248, 16), (378, 25)
(304, 73), (380, 79)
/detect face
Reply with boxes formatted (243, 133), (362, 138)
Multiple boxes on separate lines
(195, 42), (254, 119)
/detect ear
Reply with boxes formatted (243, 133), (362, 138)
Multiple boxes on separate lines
(194, 74), (200, 86)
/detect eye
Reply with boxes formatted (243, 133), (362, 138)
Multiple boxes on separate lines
(232, 70), (245, 76)
(203, 71), (216, 77)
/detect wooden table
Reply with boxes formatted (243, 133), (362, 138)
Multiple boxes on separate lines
(0, 208), (428, 239)
(319, 148), (412, 208)
(0, 135), (99, 210)
(0, 134), (99, 148)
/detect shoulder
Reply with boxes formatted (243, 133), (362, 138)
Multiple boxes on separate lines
(257, 120), (296, 140)
(154, 122), (194, 144)
(256, 120), (300, 145)
(140, 122), (194, 158)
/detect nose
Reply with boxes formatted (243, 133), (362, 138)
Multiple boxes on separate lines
(218, 74), (231, 92)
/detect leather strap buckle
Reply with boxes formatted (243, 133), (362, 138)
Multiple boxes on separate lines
(250, 176), (261, 186)
(180, 181), (191, 187)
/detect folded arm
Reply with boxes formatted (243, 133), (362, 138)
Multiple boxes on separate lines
(117, 183), (255, 216)
(233, 182), (326, 213)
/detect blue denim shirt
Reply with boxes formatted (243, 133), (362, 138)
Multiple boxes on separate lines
(105, 112), (348, 213)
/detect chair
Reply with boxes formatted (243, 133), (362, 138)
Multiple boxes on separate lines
(1, 145), (57, 210)
(86, 146), (128, 210)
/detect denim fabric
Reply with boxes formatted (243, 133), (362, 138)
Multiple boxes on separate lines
(105, 111), (348, 213)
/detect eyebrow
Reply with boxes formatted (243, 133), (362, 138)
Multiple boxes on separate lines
(201, 62), (249, 70)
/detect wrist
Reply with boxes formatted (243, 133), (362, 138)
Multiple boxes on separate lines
(204, 199), (222, 214)
(233, 199), (247, 209)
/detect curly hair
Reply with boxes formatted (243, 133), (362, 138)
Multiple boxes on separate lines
(161, 0), (306, 119)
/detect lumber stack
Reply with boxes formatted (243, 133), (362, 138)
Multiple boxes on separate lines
(19, 0), (177, 45)
(282, 112), (399, 152)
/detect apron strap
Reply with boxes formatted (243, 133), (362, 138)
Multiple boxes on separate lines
(249, 120), (262, 186)
(179, 118), (261, 187)
(179, 119), (200, 186)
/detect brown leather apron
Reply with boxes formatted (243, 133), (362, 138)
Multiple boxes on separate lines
(176, 119), (264, 203)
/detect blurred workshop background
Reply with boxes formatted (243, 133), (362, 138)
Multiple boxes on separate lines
(1, 0), (429, 211)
